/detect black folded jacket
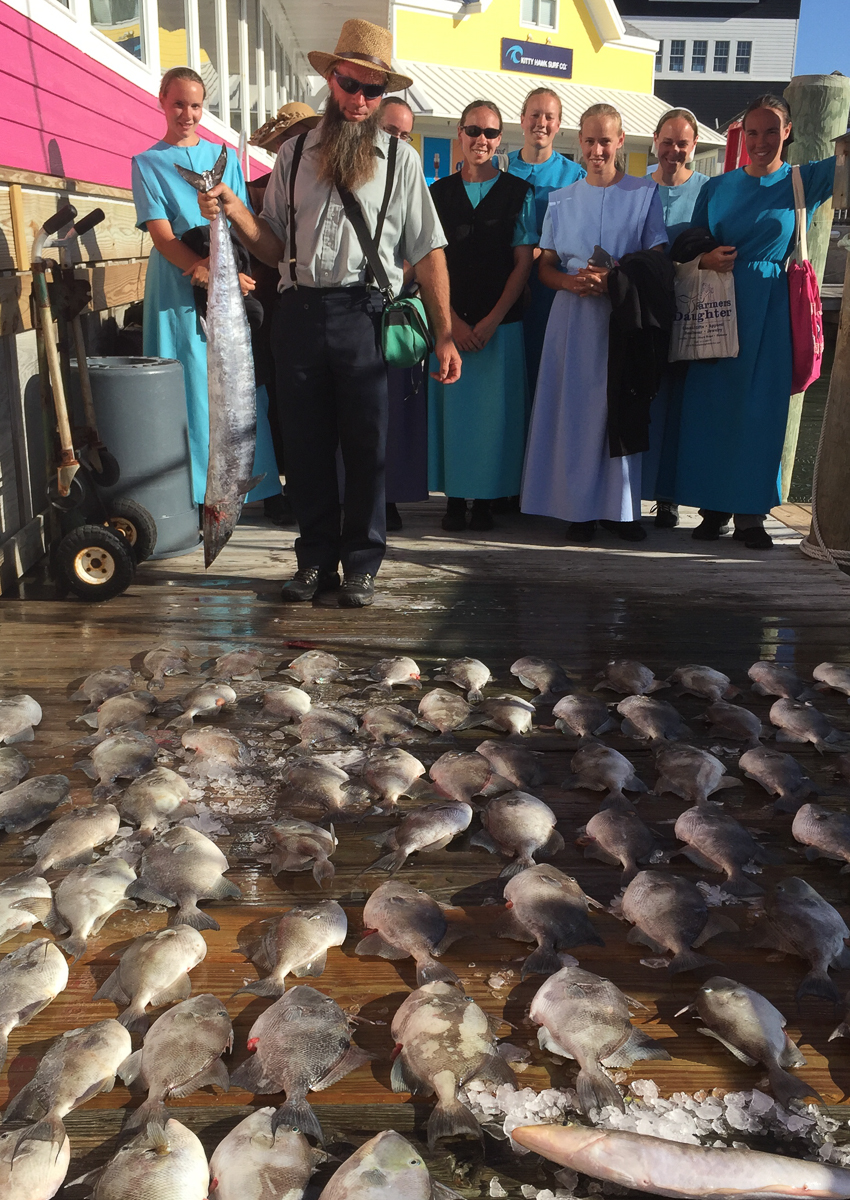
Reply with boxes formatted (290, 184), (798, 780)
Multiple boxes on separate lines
(180, 224), (264, 335)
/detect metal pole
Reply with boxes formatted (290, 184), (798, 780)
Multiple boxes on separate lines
(780, 72), (850, 501)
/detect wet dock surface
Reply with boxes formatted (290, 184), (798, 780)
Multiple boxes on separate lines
(4, 499), (850, 1197)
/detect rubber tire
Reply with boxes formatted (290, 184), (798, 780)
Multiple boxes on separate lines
(86, 449), (121, 488)
(55, 524), (136, 601)
(105, 498), (157, 562)
(47, 474), (86, 512)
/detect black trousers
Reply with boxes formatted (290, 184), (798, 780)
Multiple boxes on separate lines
(272, 286), (388, 578)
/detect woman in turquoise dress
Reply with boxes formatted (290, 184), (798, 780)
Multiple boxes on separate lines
(674, 94), (843, 549)
(132, 66), (281, 510)
(428, 100), (536, 532)
(507, 87), (585, 397)
(641, 108), (709, 528)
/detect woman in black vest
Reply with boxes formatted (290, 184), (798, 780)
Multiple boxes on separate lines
(428, 100), (536, 532)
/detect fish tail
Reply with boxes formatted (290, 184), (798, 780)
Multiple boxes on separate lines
(468, 690), (484, 705)
(117, 1005), (150, 1035)
(797, 969), (842, 1005)
(272, 1098), (323, 1144)
(426, 1097), (483, 1152)
(60, 934), (88, 964)
(312, 857), (335, 888)
(169, 904), (220, 932)
(370, 849), (408, 875)
(416, 956), (460, 987)
(576, 1066), (625, 1115)
(767, 1066), (823, 1107)
(521, 944), (563, 979)
(11, 1115), (65, 1160)
(667, 949), (718, 975)
(499, 856), (534, 880)
(167, 713), (193, 732)
(722, 870), (765, 898)
(2, 1082), (42, 1124)
(123, 1097), (167, 1133)
(232, 976), (285, 999)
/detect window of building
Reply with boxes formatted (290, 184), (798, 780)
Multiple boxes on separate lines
(713, 39), (729, 73)
(691, 39), (707, 73)
(275, 35), (284, 106)
(90, 0), (144, 61)
(735, 40), (752, 73)
(198, 0), (220, 118)
(669, 39), (685, 72)
(520, 0), (556, 31)
(262, 13), (273, 119)
(158, 0), (188, 72)
(655, 39), (663, 72)
(247, 0), (259, 131)
(226, 0), (241, 132)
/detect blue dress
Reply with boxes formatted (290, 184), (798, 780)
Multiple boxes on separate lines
(428, 177), (537, 499)
(641, 169), (709, 502)
(507, 150), (586, 396)
(673, 158), (835, 515)
(132, 139), (281, 506)
(521, 175), (667, 523)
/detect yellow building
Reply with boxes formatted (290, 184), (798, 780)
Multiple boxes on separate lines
(388, 0), (725, 177)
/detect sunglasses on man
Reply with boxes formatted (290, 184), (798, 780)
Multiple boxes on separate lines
(461, 124), (501, 140)
(333, 71), (386, 100)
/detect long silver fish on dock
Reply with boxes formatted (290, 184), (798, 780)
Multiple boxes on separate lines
(175, 145), (262, 567)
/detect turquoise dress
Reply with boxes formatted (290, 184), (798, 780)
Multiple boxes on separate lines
(132, 139), (281, 506)
(673, 158), (835, 515)
(507, 150), (586, 396)
(428, 177), (537, 498)
(641, 169), (709, 502)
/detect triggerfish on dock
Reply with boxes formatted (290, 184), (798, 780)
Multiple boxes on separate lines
(176, 146), (263, 567)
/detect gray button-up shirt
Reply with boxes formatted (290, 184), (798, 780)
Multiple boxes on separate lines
(262, 122), (446, 293)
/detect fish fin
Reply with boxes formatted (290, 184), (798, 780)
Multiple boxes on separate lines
(475, 1052), (517, 1088)
(495, 909), (533, 941)
(694, 913), (739, 945)
(41, 905), (69, 936)
(10, 1115), (66, 1156)
(576, 1066), (624, 1115)
(174, 164), (211, 190)
(601, 1027), (671, 1067)
(76, 713), (100, 729)
(239, 474), (266, 497)
(499, 857), (536, 880)
(646, 680), (670, 693)
(272, 1099), (324, 1144)
(626, 926), (664, 952)
(427, 1097), (482, 1152)
(126, 881), (176, 907)
(368, 849), (408, 875)
(537, 1027), (574, 1058)
(232, 976), (286, 998)
(779, 1033), (807, 1068)
(667, 949), (718, 975)
(364, 829), (393, 847)
(797, 969), (842, 1005)
(6, 727), (35, 743)
(149, 973), (192, 1007)
(170, 1058), (230, 1098)
(416, 958), (460, 987)
(619, 718), (644, 739)
(312, 858), (335, 888)
(355, 932), (409, 961)
(208, 876), (242, 900)
(751, 682), (770, 696)
(682, 847), (721, 872)
(521, 944), (563, 979)
(117, 1049), (144, 1085)
(313, 1044), (372, 1092)
(829, 1020), (850, 1042)
(835, 945), (850, 970)
(292, 949), (328, 978)
(117, 1005), (151, 1035)
(92, 968), (130, 1005)
(2, 1080), (46, 1123)
(767, 1066), (822, 1106)
(229, 1055), (279, 1094)
(712, 776), (744, 792)
(391, 1054), (429, 1095)
(73, 757), (96, 778)
(582, 843), (621, 867)
(168, 904), (220, 932)
(432, 1182), (466, 1200)
(720, 871), (764, 898)
(59, 933), (89, 964)
(122, 1097), (167, 1133)
(469, 829), (499, 854)
(697, 1028), (758, 1065)
(542, 829), (565, 857)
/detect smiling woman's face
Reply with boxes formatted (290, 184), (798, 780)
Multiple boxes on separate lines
(161, 79), (205, 142)
(459, 105), (502, 166)
(579, 115), (624, 174)
(654, 117), (697, 172)
(743, 105), (791, 171)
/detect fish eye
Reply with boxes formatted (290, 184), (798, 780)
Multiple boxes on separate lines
(409, 1157), (421, 1165)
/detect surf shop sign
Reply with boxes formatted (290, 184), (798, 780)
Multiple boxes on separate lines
(500, 39), (573, 78)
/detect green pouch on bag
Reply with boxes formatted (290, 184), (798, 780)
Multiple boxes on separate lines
(382, 296), (435, 368)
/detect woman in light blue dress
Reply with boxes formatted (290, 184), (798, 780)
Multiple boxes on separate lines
(428, 100), (536, 532)
(674, 94), (843, 549)
(521, 104), (667, 542)
(132, 66), (281, 509)
(641, 108), (709, 527)
(507, 87), (586, 397)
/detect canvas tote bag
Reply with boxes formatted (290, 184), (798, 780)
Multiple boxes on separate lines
(668, 254), (739, 361)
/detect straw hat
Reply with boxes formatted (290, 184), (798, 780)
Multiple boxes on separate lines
(308, 19), (413, 93)
(250, 102), (320, 151)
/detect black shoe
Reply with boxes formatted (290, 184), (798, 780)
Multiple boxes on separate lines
(600, 519), (647, 542)
(264, 493), (295, 526)
(733, 526), (774, 550)
(566, 520), (596, 542)
(441, 498), (468, 532)
(385, 503), (403, 532)
(280, 567), (340, 602)
(339, 573), (375, 607)
(469, 500), (494, 532)
(692, 512), (732, 541)
(654, 503), (679, 530)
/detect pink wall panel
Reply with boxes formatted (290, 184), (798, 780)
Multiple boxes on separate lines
(0, 3), (263, 190)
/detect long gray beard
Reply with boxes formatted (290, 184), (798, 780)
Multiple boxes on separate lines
(317, 97), (380, 193)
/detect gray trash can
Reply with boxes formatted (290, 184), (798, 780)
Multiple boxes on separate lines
(71, 357), (200, 559)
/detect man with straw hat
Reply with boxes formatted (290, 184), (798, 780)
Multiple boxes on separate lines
(250, 102), (320, 155)
(199, 19), (459, 608)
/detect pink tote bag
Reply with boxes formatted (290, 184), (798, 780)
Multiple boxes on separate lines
(788, 164), (824, 394)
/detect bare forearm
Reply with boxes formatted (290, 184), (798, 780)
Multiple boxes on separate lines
(538, 261), (569, 291)
(413, 248), (451, 339)
(147, 222), (204, 273)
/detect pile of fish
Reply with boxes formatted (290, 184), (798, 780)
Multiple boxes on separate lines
(1, 647), (850, 1199)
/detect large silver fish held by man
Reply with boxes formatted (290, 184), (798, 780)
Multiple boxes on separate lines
(175, 146), (262, 567)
